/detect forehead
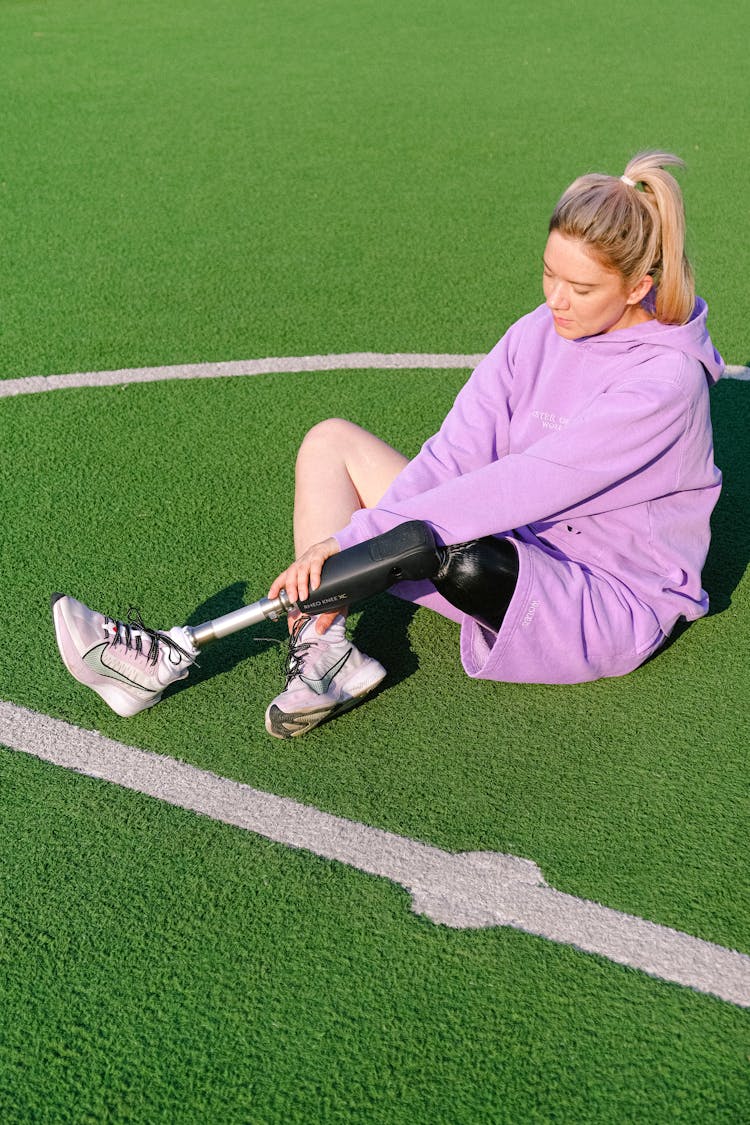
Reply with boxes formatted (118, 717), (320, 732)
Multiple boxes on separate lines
(543, 230), (618, 284)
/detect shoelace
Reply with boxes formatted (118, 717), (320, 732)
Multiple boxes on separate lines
(283, 616), (315, 687)
(105, 607), (194, 668)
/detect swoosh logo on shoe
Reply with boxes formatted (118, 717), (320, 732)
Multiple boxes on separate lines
(82, 644), (152, 694)
(299, 648), (352, 695)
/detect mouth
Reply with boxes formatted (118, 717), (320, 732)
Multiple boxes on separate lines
(553, 315), (574, 328)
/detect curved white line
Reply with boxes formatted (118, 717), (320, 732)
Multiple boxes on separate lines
(1, 698), (748, 1009)
(0, 353), (747, 398)
(1, 349), (747, 1001)
(0, 353), (486, 398)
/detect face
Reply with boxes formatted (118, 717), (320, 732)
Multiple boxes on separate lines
(542, 230), (652, 339)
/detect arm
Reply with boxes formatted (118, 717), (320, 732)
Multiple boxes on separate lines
(336, 327), (519, 550)
(337, 374), (692, 549)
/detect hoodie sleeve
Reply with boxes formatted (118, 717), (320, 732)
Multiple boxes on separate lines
(335, 363), (695, 550)
(360, 327), (518, 509)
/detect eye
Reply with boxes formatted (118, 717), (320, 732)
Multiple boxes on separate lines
(573, 288), (592, 296)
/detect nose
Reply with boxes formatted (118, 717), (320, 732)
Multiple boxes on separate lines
(546, 282), (570, 310)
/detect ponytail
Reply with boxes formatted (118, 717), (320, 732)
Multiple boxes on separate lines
(549, 151), (695, 325)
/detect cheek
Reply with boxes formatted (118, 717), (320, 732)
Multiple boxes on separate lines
(594, 293), (626, 323)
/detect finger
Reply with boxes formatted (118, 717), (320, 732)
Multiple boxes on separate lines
(296, 564), (309, 604)
(309, 556), (324, 593)
(286, 569), (300, 605)
(272, 564), (297, 606)
(272, 570), (297, 604)
(268, 571), (286, 600)
(310, 538), (339, 591)
(266, 571), (284, 598)
(314, 610), (339, 634)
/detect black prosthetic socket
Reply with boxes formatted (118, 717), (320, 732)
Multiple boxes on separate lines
(432, 536), (519, 632)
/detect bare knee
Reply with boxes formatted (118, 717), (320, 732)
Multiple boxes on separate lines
(296, 418), (364, 468)
(295, 418), (407, 511)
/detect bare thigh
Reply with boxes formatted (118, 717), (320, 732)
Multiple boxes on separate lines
(293, 418), (408, 553)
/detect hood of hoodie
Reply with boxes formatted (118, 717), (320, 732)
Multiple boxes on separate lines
(572, 297), (724, 385)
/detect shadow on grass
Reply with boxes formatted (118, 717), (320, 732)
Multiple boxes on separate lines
(702, 377), (750, 614)
(170, 582), (288, 695)
(169, 582), (421, 700)
(351, 594), (419, 691)
(629, 378), (747, 667)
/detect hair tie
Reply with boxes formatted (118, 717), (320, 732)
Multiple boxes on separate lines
(620, 174), (637, 187)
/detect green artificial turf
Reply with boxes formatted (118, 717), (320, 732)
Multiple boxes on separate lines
(2, 0), (750, 1120)
(1, 0), (749, 381)
(1, 749), (749, 1125)
(1, 371), (748, 956)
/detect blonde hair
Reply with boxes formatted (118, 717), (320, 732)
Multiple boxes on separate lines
(548, 151), (695, 325)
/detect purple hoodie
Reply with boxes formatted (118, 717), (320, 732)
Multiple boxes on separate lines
(334, 299), (723, 684)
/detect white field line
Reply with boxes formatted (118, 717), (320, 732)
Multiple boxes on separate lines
(0, 354), (747, 398)
(1, 698), (748, 1010)
(0, 353), (486, 397)
(2, 351), (748, 1006)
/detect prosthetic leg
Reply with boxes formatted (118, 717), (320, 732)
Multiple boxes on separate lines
(183, 521), (443, 649)
(51, 521), (519, 723)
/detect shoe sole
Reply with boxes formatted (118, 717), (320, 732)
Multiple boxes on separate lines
(265, 668), (386, 739)
(51, 594), (162, 718)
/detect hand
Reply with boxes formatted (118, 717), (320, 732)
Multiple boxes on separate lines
(268, 537), (342, 633)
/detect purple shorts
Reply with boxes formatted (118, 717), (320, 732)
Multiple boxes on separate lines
(391, 535), (665, 685)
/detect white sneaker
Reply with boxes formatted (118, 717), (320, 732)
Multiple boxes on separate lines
(265, 615), (386, 739)
(51, 594), (197, 717)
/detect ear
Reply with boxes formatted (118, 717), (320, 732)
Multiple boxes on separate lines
(625, 275), (654, 306)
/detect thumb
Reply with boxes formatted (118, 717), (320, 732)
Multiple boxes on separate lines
(314, 611), (340, 635)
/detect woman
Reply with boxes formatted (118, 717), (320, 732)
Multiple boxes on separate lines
(52, 151), (723, 737)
